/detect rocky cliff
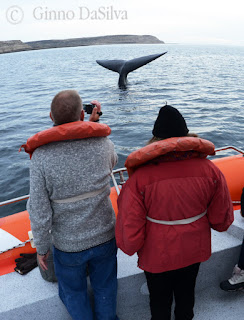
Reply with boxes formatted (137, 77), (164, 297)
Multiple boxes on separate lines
(0, 40), (32, 54)
(26, 35), (164, 50)
(0, 35), (164, 54)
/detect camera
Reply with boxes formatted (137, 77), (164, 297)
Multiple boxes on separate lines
(83, 104), (102, 116)
(83, 104), (95, 114)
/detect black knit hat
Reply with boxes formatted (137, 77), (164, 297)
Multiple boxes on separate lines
(152, 105), (189, 139)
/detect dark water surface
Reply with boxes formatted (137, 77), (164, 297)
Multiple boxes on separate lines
(0, 44), (243, 217)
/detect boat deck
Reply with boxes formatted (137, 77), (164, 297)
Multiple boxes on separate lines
(0, 210), (243, 320)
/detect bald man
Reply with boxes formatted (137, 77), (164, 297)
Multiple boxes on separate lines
(27, 90), (119, 320)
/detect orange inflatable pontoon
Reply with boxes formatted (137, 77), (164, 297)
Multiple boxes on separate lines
(0, 211), (36, 276)
(212, 154), (244, 208)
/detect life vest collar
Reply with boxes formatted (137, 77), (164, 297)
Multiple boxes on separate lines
(125, 136), (215, 176)
(19, 121), (111, 157)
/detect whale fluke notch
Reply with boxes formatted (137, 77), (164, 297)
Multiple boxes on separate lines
(96, 52), (167, 88)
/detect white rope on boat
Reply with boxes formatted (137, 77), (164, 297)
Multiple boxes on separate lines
(0, 239), (31, 254)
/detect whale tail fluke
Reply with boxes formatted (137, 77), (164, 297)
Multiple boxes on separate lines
(96, 60), (126, 73)
(122, 52), (167, 73)
(96, 52), (167, 87)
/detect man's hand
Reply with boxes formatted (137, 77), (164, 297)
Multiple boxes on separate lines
(89, 100), (101, 122)
(37, 251), (50, 271)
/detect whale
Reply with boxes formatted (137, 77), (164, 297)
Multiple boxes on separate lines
(96, 52), (167, 88)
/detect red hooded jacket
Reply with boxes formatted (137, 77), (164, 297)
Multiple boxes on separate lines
(115, 142), (233, 273)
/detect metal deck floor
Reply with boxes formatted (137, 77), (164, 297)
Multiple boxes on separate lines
(0, 210), (243, 320)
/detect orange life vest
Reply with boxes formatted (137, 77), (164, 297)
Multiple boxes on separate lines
(20, 121), (111, 157)
(125, 137), (215, 176)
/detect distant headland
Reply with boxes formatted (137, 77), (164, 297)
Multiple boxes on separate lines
(0, 35), (164, 55)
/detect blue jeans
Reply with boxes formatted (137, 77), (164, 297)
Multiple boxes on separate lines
(53, 238), (119, 320)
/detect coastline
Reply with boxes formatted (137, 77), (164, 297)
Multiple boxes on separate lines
(0, 35), (164, 55)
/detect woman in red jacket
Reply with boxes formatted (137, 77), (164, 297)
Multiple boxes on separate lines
(115, 105), (233, 320)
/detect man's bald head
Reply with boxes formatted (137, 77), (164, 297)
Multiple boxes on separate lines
(51, 90), (83, 125)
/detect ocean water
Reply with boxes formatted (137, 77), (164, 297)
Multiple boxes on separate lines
(0, 44), (243, 217)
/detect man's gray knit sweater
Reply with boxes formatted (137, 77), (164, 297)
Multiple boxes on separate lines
(27, 136), (118, 255)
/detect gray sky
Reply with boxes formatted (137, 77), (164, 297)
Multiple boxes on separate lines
(1, 0), (244, 45)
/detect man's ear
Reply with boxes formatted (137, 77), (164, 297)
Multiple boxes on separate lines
(80, 110), (85, 121)
(50, 112), (54, 121)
